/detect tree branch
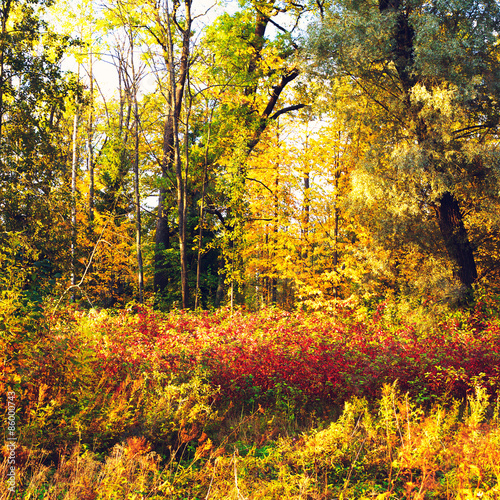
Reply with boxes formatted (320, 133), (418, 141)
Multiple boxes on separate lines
(247, 69), (303, 153)
(246, 177), (274, 194)
(270, 103), (306, 121)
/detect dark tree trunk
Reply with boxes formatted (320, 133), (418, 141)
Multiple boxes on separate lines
(154, 207), (170, 295)
(215, 259), (225, 308)
(154, 115), (173, 296)
(379, 0), (415, 91)
(436, 191), (477, 293)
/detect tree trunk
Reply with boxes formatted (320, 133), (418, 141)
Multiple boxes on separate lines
(303, 170), (310, 262)
(87, 48), (95, 222)
(132, 73), (144, 303)
(154, 205), (170, 294)
(436, 191), (477, 295)
(378, 0), (478, 299)
(71, 105), (78, 303)
(165, 0), (190, 308)
(271, 139), (279, 305)
(195, 122), (210, 310)
(215, 261), (225, 308)
(154, 119), (172, 296)
(71, 63), (80, 303)
(153, 0), (192, 307)
(333, 153), (340, 299)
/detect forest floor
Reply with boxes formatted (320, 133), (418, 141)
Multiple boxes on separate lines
(3, 298), (500, 499)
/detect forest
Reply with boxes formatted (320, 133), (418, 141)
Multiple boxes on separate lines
(2, 0), (500, 498)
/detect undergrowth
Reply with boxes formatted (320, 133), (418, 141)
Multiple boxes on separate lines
(3, 385), (500, 499)
(2, 298), (500, 498)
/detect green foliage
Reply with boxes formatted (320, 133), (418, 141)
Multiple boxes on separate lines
(0, 0), (81, 296)
(0, 232), (57, 348)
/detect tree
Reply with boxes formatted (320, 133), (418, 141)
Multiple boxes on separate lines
(107, 0), (146, 303)
(141, 0), (307, 308)
(195, 0), (306, 306)
(310, 0), (500, 301)
(137, 0), (192, 308)
(0, 0), (78, 284)
(245, 116), (357, 308)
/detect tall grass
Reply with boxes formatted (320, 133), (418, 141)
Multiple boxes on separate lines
(4, 385), (500, 499)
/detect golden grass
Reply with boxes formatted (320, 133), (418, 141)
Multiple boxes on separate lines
(4, 384), (500, 499)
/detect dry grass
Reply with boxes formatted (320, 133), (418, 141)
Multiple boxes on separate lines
(4, 385), (500, 499)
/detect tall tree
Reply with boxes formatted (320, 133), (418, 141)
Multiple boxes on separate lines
(310, 0), (500, 300)
(142, 0), (192, 308)
(113, 0), (146, 303)
(0, 0), (77, 273)
(196, 0), (306, 305)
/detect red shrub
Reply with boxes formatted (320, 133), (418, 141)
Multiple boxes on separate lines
(87, 305), (500, 407)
